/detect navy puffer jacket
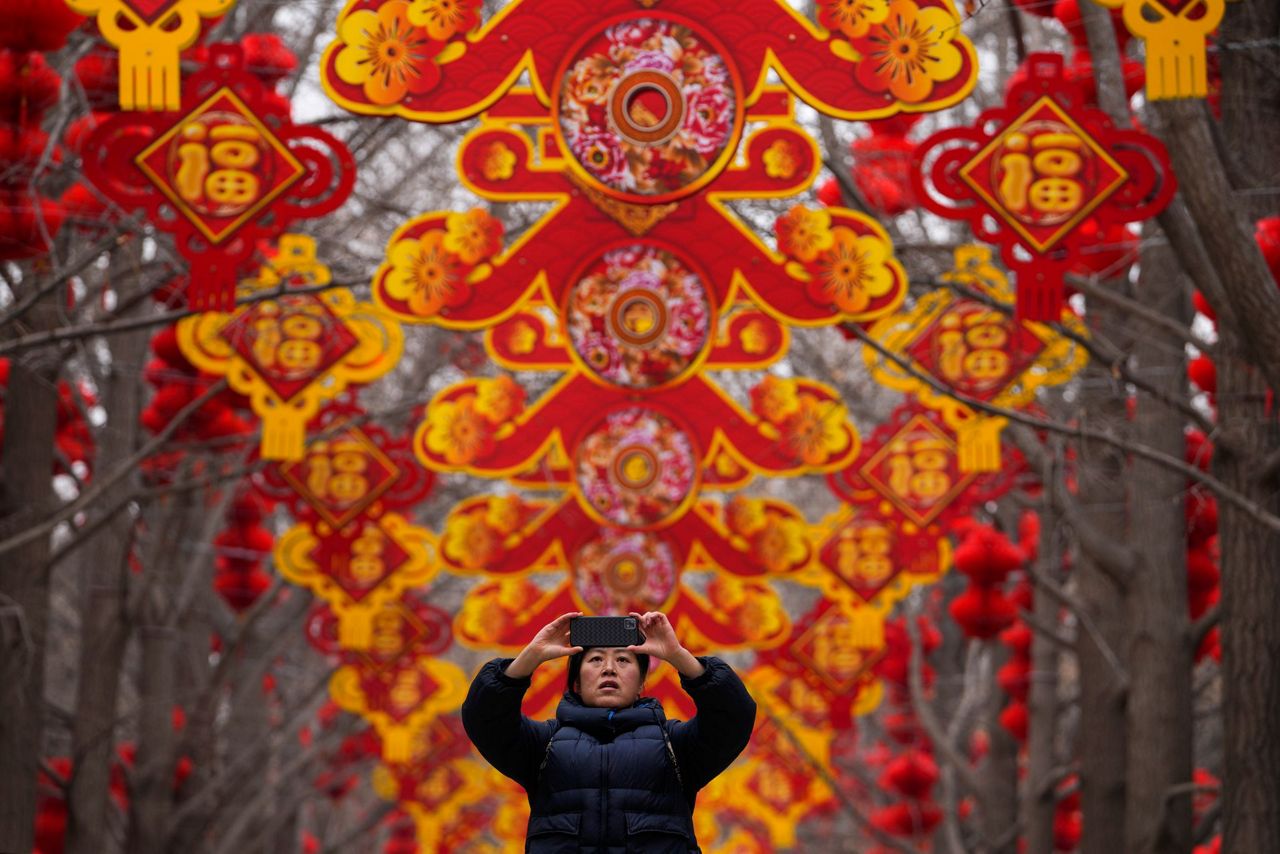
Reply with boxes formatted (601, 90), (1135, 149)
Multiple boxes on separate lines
(462, 656), (756, 853)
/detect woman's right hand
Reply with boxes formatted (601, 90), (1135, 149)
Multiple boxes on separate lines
(503, 612), (584, 679)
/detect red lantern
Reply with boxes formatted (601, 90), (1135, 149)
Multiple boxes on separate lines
(849, 134), (917, 217)
(1185, 491), (1218, 547)
(1257, 216), (1280, 285)
(1070, 219), (1139, 278)
(999, 699), (1029, 742)
(0, 190), (66, 260)
(949, 585), (1017, 639)
(242, 34), (298, 85)
(997, 658), (1031, 701)
(1185, 429), (1213, 471)
(1188, 355), (1217, 398)
(953, 526), (1025, 586)
(1053, 808), (1083, 851)
(0, 123), (54, 189)
(880, 750), (940, 800)
(1186, 546), (1219, 594)
(1053, 0), (1128, 51)
(1000, 623), (1033, 655)
(816, 176), (842, 207)
(73, 50), (118, 111)
(1064, 51), (1145, 110)
(0, 50), (61, 124)
(870, 801), (942, 836)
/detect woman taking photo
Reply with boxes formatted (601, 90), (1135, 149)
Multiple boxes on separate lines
(461, 610), (757, 853)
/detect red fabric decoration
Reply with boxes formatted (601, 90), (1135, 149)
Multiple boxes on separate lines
(999, 699), (1029, 742)
(953, 526), (1025, 586)
(949, 586), (1017, 639)
(914, 53), (1175, 321)
(82, 44), (356, 310)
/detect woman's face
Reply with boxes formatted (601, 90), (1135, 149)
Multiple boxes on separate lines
(575, 648), (645, 708)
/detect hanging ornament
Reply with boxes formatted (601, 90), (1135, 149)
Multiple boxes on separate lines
(1090, 0), (1224, 100)
(913, 53), (1175, 320)
(252, 404), (433, 528)
(177, 235), (403, 460)
(864, 244), (1087, 470)
(82, 46), (355, 309)
(66, 0), (233, 110)
(276, 512), (438, 650)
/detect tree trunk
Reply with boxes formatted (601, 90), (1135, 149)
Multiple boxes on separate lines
(1022, 514), (1062, 854)
(1216, 336), (1280, 853)
(0, 266), (63, 852)
(1073, 287), (1131, 854)
(979, 643), (1019, 854)
(68, 241), (150, 854)
(1124, 231), (1193, 854)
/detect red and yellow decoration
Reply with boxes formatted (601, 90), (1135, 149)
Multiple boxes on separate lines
(1093, 0), (1224, 100)
(912, 53), (1174, 320)
(321, 0), (977, 123)
(82, 46), (356, 309)
(278, 512), (437, 649)
(252, 404), (434, 527)
(177, 235), (403, 460)
(864, 244), (1087, 470)
(67, 0), (233, 110)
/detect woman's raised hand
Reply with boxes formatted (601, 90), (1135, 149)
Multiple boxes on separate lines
(504, 612), (583, 679)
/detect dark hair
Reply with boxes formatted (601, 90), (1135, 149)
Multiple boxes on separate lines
(566, 647), (650, 692)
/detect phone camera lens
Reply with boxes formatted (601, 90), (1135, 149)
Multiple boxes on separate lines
(624, 618), (636, 629)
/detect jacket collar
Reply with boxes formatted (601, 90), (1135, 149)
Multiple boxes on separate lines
(556, 691), (666, 739)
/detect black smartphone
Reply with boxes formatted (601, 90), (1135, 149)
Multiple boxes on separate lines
(569, 616), (645, 648)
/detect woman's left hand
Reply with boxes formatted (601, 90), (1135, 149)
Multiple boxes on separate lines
(628, 612), (705, 678)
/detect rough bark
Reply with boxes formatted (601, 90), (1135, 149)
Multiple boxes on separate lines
(1124, 231), (1193, 854)
(979, 643), (1020, 854)
(1073, 286), (1132, 854)
(1201, 3), (1280, 850)
(67, 242), (150, 854)
(1022, 514), (1062, 854)
(0, 267), (63, 852)
(1216, 340), (1280, 854)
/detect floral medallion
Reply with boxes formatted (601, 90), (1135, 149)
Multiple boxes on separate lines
(574, 406), (698, 528)
(554, 15), (742, 202)
(572, 530), (678, 614)
(565, 243), (712, 389)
